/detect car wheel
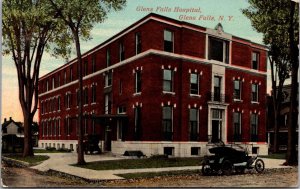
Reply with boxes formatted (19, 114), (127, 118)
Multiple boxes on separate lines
(255, 159), (265, 173)
(222, 160), (233, 176)
(202, 162), (212, 176)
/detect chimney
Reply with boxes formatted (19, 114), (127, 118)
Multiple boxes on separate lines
(9, 117), (12, 121)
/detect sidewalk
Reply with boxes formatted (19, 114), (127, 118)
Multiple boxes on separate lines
(31, 152), (293, 181)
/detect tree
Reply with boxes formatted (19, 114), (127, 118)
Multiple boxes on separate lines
(48, 0), (126, 165)
(286, 0), (299, 165)
(2, 0), (71, 157)
(242, 0), (299, 164)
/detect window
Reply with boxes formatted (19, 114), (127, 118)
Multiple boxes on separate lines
(251, 84), (259, 102)
(134, 106), (142, 140)
(104, 93), (112, 114)
(214, 76), (222, 101)
(135, 32), (142, 54)
(190, 73), (199, 95)
(84, 60), (88, 76)
(92, 113), (95, 134)
(53, 119), (57, 136)
(66, 117), (70, 136)
(162, 106), (173, 141)
(58, 75), (60, 87)
(119, 42), (125, 61)
(57, 119), (61, 136)
(84, 88), (88, 105)
(106, 49), (111, 67)
(64, 71), (67, 84)
(70, 67), (73, 81)
(250, 114), (258, 142)
(57, 96), (61, 111)
(191, 147), (200, 156)
(65, 93), (71, 108)
(163, 69), (173, 92)
(105, 72), (112, 87)
(49, 120), (52, 136)
(46, 121), (49, 136)
(208, 36), (229, 63)
(76, 90), (79, 106)
(164, 30), (173, 52)
(189, 108), (198, 141)
(92, 55), (96, 73)
(233, 112), (241, 141)
(46, 81), (49, 91)
(252, 52), (259, 70)
(92, 84), (96, 103)
(118, 106), (126, 114)
(70, 144), (73, 151)
(234, 80), (241, 100)
(52, 78), (55, 89)
(164, 147), (174, 156)
(135, 70), (141, 93)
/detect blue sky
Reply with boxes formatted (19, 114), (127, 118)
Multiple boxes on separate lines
(2, 0), (268, 121)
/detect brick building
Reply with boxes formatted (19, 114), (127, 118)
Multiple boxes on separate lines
(38, 13), (268, 156)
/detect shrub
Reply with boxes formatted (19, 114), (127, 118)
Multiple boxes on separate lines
(57, 148), (72, 152)
(45, 147), (56, 151)
(150, 154), (168, 159)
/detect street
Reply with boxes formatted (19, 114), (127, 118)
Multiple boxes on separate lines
(2, 163), (298, 188)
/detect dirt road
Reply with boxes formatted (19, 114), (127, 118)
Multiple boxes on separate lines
(2, 166), (88, 187)
(104, 167), (299, 188)
(2, 164), (298, 187)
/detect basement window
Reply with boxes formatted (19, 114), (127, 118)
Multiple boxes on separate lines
(191, 147), (200, 156)
(164, 147), (174, 156)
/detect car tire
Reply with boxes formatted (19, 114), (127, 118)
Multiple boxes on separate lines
(255, 159), (265, 173)
(202, 162), (212, 176)
(222, 160), (233, 176)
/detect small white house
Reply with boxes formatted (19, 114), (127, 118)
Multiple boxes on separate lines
(2, 117), (24, 137)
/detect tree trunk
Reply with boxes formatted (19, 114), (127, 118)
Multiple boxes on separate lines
(73, 29), (85, 165)
(22, 112), (33, 157)
(286, 1), (298, 165)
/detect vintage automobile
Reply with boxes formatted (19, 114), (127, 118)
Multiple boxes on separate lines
(202, 146), (265, 175)
(83, 134), (102, 154)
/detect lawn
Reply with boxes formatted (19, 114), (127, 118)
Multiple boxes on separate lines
(4, 154), (49, 164)
(117, 169), (200, 179)
(261, 153), (286, 159)
(74, 156), (203, 170)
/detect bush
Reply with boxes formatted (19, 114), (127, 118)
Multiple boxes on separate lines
(45, 147), (56, 151)
(150, 154), (168, 159)
(57, 148), (72, 152)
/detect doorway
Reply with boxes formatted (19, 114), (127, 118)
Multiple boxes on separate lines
(211, 109), (223, 143)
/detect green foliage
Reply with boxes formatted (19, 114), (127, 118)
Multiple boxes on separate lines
(242, 0), (299, 67)
(48, 0), (126, 41)
(5, 154), (49, 164)
(74, 157), (203, 170)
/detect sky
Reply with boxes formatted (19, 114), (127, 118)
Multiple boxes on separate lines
(2, 0), (270, 122)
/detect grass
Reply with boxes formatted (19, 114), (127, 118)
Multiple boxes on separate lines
(116, 169), (200, 179)
(261, 153), (286, 159)
(4, 154), (49, 164)
(74, 156), (203, 170)
(33, 149), (71, 153)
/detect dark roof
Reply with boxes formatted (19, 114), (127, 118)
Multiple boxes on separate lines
(2, 118), (23, 129)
